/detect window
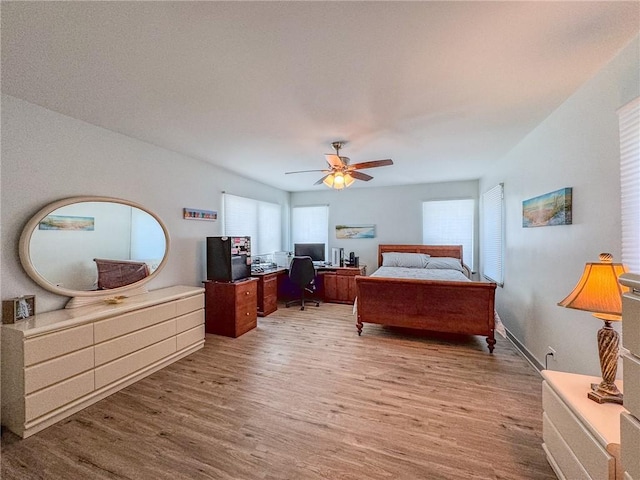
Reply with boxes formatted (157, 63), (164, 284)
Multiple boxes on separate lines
(223, 193), (282, 256)
(291, 205), (329, 257)
(422, 199), (474, 268)
(482, 184), (504, 285)
(619, 97), (640, 273)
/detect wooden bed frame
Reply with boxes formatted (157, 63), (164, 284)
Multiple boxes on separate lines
(355, 245), (498, 352)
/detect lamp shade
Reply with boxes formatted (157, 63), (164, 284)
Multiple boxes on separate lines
(333, 172), (345, 190)
(323, 174), (335, 188)
(558, 253), (628, 318)
(322, 171), (354, 190)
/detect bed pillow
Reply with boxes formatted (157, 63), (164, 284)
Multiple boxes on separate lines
(425, 257), (464, 272)
(381, 252), (430, 268)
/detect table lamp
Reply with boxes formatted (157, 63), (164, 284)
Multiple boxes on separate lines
(557, 253), (628, 404)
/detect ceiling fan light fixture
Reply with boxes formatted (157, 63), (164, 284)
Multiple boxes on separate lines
(333, 172), (345, 190)
(343, 173), (355, 187)
(323, 174), (335, 188)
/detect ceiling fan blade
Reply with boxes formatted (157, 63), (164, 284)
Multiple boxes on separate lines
(325, 153), (344, 168)
(349, 159), (394, 170)
(285, 169), (329, 175)
(314, 174), (331, 185)
(350, 171), (374, 181)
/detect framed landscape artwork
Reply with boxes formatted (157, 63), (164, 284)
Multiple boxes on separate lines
(522, 188), (572, 227)
(336, 224), (376, 239)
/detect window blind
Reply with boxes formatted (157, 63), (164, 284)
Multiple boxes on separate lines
(619, 97), (640, 273)
(482, 184), (504, 285)
(223, 193), (281, 256)
(422, 199), (474, 268)
(291, 205), (329, 255)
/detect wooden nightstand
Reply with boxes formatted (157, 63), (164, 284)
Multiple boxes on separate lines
(541, 370), (625, 480)
(204, 278), (258, 337)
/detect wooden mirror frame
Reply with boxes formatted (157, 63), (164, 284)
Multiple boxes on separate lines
(19, 196), (171, 308)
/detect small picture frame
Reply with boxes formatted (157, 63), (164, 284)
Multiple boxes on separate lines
(2, 295), (36, 324)
(183, 208), (217, 221)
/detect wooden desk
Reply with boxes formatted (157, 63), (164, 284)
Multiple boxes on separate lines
(251, 268), (286, 317)
(251, 265), (366, 314)
(318, 266), (366, 304)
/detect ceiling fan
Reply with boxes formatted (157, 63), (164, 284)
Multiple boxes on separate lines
(285, 141), (394, 189)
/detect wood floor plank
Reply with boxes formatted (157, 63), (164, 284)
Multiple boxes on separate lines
(1, 302), (555, 479)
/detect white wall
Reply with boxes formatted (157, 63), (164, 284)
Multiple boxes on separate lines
(291, 181), (479, 273)
(1, 94), (290, 312)
(479, 36), (640, 376)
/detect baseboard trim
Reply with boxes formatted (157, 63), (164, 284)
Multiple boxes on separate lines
(504, 327), (544, 374)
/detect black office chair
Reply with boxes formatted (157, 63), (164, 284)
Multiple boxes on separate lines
(285, 256), (320, 310)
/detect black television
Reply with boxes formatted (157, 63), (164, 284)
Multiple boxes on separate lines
(294, 243), (325, 262)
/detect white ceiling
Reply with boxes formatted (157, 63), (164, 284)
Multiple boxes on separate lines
(2, 2), (639, 192)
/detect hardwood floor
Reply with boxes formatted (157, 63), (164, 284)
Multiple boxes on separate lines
(1, 302), (555, 480)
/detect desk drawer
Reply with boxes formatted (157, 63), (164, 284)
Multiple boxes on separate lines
(176, 294), (204, 317)
(176, 309), (204, 334)
(543, 413), (591, 480)
(621, 412), (640, 480)
(25, 371), (94, 422)
(25, 347), (94, 394)
(24, 324), (93, 366)
(623, 353), (640, 418)
(95, 337), (176, 389)
(543, 381), (614, 479)
(94, 302), (175, 343)
(236, 281), (256, 300)
(95, 319), (176, 366)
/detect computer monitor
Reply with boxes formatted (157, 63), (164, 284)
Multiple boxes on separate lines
(294, 243), (325, 262)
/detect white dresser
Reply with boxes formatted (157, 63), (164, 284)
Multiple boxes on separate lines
(541, 369), (625, 480)
(620, 273), (640, 480)
(1, 285), (204, 438)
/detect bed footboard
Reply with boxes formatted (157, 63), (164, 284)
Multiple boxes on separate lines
(355, 276), (497, 352)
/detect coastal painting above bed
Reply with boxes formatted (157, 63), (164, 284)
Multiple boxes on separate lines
(355, 245), (500, 352)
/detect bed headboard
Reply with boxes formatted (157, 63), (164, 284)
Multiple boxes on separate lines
(377, 244), (463, 268)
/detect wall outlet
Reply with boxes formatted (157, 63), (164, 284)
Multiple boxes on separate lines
(547, 346), (556, 359)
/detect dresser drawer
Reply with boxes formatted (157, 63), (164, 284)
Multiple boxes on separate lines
(621, 413), (640, 480)
(94, 337), (176, 389)
(25, 371), (94, 422)
(623, 353), (640, 418)
(177, 325), (205, 350)
(176, 294), (204, 317)
(543, 413), (591, 480)
(542, 381), (614, 479)
(176, 309), (204, 334)
(94, 302), (176, 343)
(25, 347), (94, 395)
(24, 324), (93, 366)
(623, 294), (640, 357)
(95, 319), (176, 366)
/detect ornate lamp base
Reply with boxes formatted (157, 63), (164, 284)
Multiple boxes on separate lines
(589, 318), (623, 405)
(588, 382), (624, 404)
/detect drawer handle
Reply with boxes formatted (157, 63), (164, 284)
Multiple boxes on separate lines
(246, 312), (250, 316)
(245, 291), (249, 295)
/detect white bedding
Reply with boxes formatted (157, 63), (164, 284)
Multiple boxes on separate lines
(371, 266), (469, 282)
(360, 266), (506, 338)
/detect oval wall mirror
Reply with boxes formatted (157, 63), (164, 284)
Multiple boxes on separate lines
(19, 196), (170, 308)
